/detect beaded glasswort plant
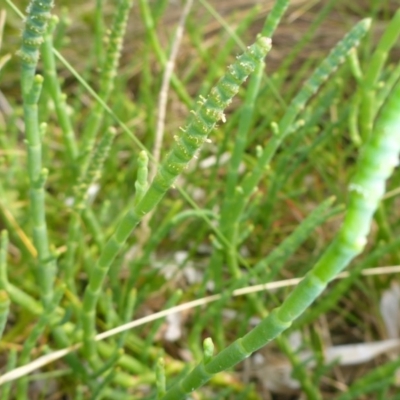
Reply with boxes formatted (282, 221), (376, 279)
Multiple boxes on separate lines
(160, 33), (400, 400)
(81, 34), (273, 361)
(2, 0), (400, 398)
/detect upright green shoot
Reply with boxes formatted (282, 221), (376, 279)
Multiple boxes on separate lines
(214, 20), (371, 283)
(79, 0), (134, 172)
(19, 0), (57, 308)
(41, 15), (78, 162)
(160, 56), (400, 400)
(359, 8), (400, 140)
(81, 36), (272, 360)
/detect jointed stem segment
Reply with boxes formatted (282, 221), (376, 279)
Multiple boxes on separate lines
(79, 0), (134, 171)
(81, 35), (272, 359)
(19, 0), (57, 309)
(20, 0), (54, 94)
(41, 16), (78, 162)
(236, 19), (371, 221)
(161, 49), (400, 400)
(212, 20), (371, 295)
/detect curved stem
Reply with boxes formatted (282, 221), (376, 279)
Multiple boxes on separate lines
(161, 76), (400, 400)
(81, 36), (272, 359)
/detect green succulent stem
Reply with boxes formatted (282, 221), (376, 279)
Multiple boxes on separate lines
(62, 126), (116, 292)
(209, 59), (265, 287)
(19, 0), (57, 309)
(79, 0), (133, 172)
(230, 19), (371, 232)
(19, 0), (54, 95)
(359, 8), (400, 140)
(81, 35), (272, 359)
(160, 71), (400, 400)
(134, 151), (149, 206)
(41, 15), (78, 162)
(24, 77), (56, 308)
(261, 0), (289, 37)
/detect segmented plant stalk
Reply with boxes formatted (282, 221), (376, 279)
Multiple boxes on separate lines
(41, 15), (78, 162)
(376, 62), (400, 111)
(65, 127), (115, 292)
(212, 20), (370, 297)
(19, 0), (57, 308)
(160, 75), (400, 400)
(81, 36), (272, 359)
(296, 238), (400, 328)
(225, 19), (371, 240)
(208, 0), (291, 288)
(19, 0), (53, 94)
(222, 0), (290, 207)
(26, 90), (56, 308)
(75, 127), (117, 211)
(217, 61), (264, 277)
(223, 62), (264, 204)
(359, 8), (400, 140)
(261, 0), (289, 37)
(261, 86), (340, 230)
(357, 10), (400, 259)
(79, 0), (133, 171)
(62, 127), (116, 291)
(134, 151), (149, 206)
